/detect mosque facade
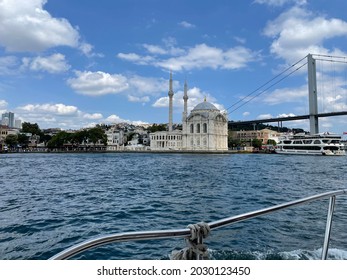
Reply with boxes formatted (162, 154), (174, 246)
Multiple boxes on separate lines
(150, 73), (228, 151)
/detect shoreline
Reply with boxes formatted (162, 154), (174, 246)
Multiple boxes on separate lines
(0, 149), (274, 155)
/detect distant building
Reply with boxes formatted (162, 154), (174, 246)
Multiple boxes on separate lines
(150, 73), (228, 151)
(230, 128), (282, 145)
(14, 119), (22, 129)
(106, 127), (125, 151)
(1, 112), (15, 128)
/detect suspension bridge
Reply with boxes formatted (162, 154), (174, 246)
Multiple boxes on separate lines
(228, 54), (347, 134)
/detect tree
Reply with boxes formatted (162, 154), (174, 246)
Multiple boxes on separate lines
(17, 133), (29, 148)
(47, 131), (71, 150)
(267, 139), (277, 146)
(21, 122), (42, 137)
(147, 123), (167, 133)
(72, 130), (89, 145)
(252, 138), (263, 149)
(5, 134), (18, 148)
(87, 127), (107, 146)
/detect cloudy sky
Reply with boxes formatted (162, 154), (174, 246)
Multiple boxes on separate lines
(0, 0), (347, 134)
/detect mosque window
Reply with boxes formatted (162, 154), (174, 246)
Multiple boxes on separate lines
(190, 124), (194, 133)
(203, 123), (207, 133)
(197, 123), (200, 133)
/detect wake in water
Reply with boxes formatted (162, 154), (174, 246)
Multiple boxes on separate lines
(209, 248), (347, 260)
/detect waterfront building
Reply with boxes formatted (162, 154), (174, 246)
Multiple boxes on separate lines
(150, 74), (228, 151)
(181, 94), (228, 151)
(106, 127), (125, 151)
(0, 125), (19, 151)
(150, 130), (183, 150)
(230, 128), (282, 145)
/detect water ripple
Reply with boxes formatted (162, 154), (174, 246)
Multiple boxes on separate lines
(1, 153), (346, 259)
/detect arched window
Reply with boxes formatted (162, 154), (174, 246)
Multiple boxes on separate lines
(190, 124), (194, 133)
(203, 123), (207, 133)
(197, 123), (200, 133)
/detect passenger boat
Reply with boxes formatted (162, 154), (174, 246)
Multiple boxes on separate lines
(275, 133), (346, 156)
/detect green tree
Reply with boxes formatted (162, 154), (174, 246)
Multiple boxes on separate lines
(147, 123), (167, 133)
(47, 131), (71, 150)
(252, 138), (263, 149)
(267, 139), (277, 146)
(73, 130), (89, 145)
(5, 134), (18, 148)
(17, 133), (29, 148)
(21, 122), (42, 136)
(87, 127), (107, 145)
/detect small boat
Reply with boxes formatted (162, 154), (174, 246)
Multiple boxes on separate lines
(275, 132), (346, 156)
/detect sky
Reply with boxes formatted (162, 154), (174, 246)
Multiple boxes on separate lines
(1, 0), (347, 134)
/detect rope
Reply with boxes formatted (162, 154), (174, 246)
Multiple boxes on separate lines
(170, 222), (211, 260)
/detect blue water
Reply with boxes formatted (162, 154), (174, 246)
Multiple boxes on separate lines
(0, 153), (346, 260)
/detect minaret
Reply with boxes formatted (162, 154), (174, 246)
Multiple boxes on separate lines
(183, 80), (188, 120)
(168, 71), (174, 132)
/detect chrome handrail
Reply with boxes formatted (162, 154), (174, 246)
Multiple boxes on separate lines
(50, 189), (347, 260)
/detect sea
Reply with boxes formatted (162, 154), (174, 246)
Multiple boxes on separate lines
(1, 152), (346, 260)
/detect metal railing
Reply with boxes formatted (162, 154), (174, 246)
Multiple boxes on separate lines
(50, 189), (347, 260)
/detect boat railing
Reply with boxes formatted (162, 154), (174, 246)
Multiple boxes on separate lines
(50, 189), (347, 260)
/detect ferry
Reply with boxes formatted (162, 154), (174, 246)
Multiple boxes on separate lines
(275, 132), (346, 156)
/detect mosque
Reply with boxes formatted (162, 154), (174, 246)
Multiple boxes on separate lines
(149, 73), (228, 151)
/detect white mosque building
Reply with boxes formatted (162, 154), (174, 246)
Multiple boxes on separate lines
(150, 73), (228, 151)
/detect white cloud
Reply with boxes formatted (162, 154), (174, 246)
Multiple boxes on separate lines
(0, 56), (19, 75)
(263, 7), (347, 62)
(256, 112), (296, 119)
(67, 71), (129, 96)
(128, 95), (150, 103)
(67, 71), (175, 104)
(243, 111), (250, 117)
(142, 44), (167, 55)
(105, 114), (148, 126)
(128, 75), (169, 95)
(0, 0), (80, 52)
(152, 86), (224, 112)
(257, 113), (273, 119)
(277, 113), (296, 117)
(79, 42), (104, 58)
(83, 113), (103, 120)
(234, 37), (246, 44)
(117, 53), (155, 65)
(18, 103), (78, 115)
(254, 0), (307, 6)
(22, 53), (70, 73)
(263, 85), (307, 105)
(178, 21), (196, 29)
(15, 101), (146, 129)
(118, 43), (258, 71)
(0, 99), (8, 108)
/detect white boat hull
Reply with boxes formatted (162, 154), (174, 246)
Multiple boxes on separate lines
(275, 149), (346, 156)
(275, 133), (346, 156)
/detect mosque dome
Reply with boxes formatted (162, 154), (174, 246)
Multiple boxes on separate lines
(191, 100), (219, 112)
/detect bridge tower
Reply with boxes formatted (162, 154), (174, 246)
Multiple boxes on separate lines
(307, 54), (319, 134)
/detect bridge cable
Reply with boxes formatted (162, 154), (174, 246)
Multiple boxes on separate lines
(227, 61), (307, 115)
(225, 55), (308, 115)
